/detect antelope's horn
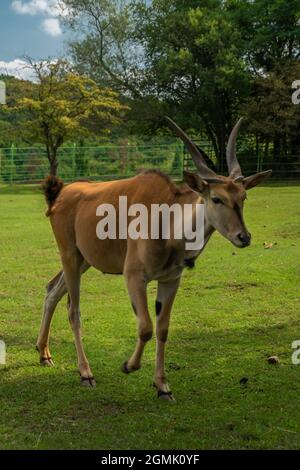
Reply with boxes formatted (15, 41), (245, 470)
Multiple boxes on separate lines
(226, 118), (244, 178)
(165, 116), (222, 182)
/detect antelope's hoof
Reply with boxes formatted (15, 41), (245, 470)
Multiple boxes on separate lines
(153, 383), (176, 402)
(40, 357), (54, 367)
(36, 346), (54, 367)
(158, 391), (176, 402)
(80, 376), (96, 388)
(121, 361), (140, 374)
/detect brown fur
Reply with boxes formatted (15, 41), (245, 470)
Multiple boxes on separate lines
(141, 169), (191, 196)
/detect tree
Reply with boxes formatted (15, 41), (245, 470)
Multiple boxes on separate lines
(64, 0), (251, 170)
(0, 75), (37, 147)
(63, 0), (143, 96)
(230, 0), (300, 162)
(242, 61), (300, 160)
(229, 0), (300, 73)
(14, 59), (126, 175)
(133, 0), (252, 170)
(63, 0), (300, 173)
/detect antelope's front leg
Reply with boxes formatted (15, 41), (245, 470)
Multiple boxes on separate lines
(122, 270), (152, 374)
(154, 278), (180, 402)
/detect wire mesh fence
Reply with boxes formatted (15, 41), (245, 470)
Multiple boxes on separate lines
(0, 140), (299, 185)
(0, 141), (185, 184)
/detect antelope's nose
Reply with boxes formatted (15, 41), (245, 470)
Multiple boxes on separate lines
(237, 232), (251, 246)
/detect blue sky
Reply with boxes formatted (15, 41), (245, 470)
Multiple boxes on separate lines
(0, 1), (67, 78)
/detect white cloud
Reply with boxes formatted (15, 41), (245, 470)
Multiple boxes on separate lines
(42, 17), (62, 37)
(11, 1), (69, 37)
(11, 0), (62, 16)
(0, 59), (37, 81)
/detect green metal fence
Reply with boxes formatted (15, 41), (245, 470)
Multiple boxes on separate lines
(0, 141), (186, 184)
(0, 141), (299, 185)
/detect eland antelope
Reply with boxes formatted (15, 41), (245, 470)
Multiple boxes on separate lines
(36, 117), (271, 401)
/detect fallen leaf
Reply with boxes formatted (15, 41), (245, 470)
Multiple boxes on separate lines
(264, 242), (274, 249)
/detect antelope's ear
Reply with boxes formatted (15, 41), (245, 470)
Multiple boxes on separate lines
(243, 170), (272, 190)
(183, 171), (209, 194)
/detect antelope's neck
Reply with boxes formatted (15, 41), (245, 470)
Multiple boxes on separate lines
(183, 196), (215, 260)
(203, 199), (215, 247)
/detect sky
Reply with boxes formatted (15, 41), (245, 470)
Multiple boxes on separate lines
(0, 1), (68, 79)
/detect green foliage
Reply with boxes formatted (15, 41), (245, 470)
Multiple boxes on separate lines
(64, 0), (300, 172)
(239, 60), (300, 176)
(0, 75), (37, 147)
(64, 0), (141, 94)
(13, 59), (127, 174)
(1, 1), (300, 174)
(133, 0), (251, 166)
(229, 0), (300, 71)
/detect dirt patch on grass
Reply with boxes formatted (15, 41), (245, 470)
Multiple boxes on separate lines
(227, 282), (259, 291)
(203, 282), (259, 291)
(276, 222), (300, 239)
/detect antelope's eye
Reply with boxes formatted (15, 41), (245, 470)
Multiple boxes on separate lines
(212, 197), (223, 205)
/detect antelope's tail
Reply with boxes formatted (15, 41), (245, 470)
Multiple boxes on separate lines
(42, 175), (64, 216)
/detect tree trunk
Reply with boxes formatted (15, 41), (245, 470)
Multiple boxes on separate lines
(214, 100), (227, 174)
(290, 129), (300, 155)
(50, 158), (58, 176)
(46, 144), (58, 176)
(217, 130), (226, 174)
(203, 122), (219, 170)
(195, 145), (218, 173)
(273, 136), (281, 159)
(264, 139), (269, 159)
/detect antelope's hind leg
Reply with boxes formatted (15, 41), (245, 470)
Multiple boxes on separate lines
(154, 278), (180, 402)
(61, 252), (95, 388)
(36, 270), (67, 366)
(36, 261), (90, 367)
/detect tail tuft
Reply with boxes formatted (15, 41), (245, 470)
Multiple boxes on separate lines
(42, 175), (64, 216)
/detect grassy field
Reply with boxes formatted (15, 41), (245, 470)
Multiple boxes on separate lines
(0, 184), (299, 450)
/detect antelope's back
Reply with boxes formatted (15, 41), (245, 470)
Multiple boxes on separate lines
(52, 171), (189, 215)
(49, 172), (192, 274)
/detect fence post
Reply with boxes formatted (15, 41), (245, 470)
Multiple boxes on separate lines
(180, 143), (184, 180)
(256, 135), (260, 173)
(183, 144), (188, 173)
(10, 143), (15, 185)
(72, 143), (76, 179)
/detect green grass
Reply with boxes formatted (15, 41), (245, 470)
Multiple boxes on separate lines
(0, 184), (299, 450)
